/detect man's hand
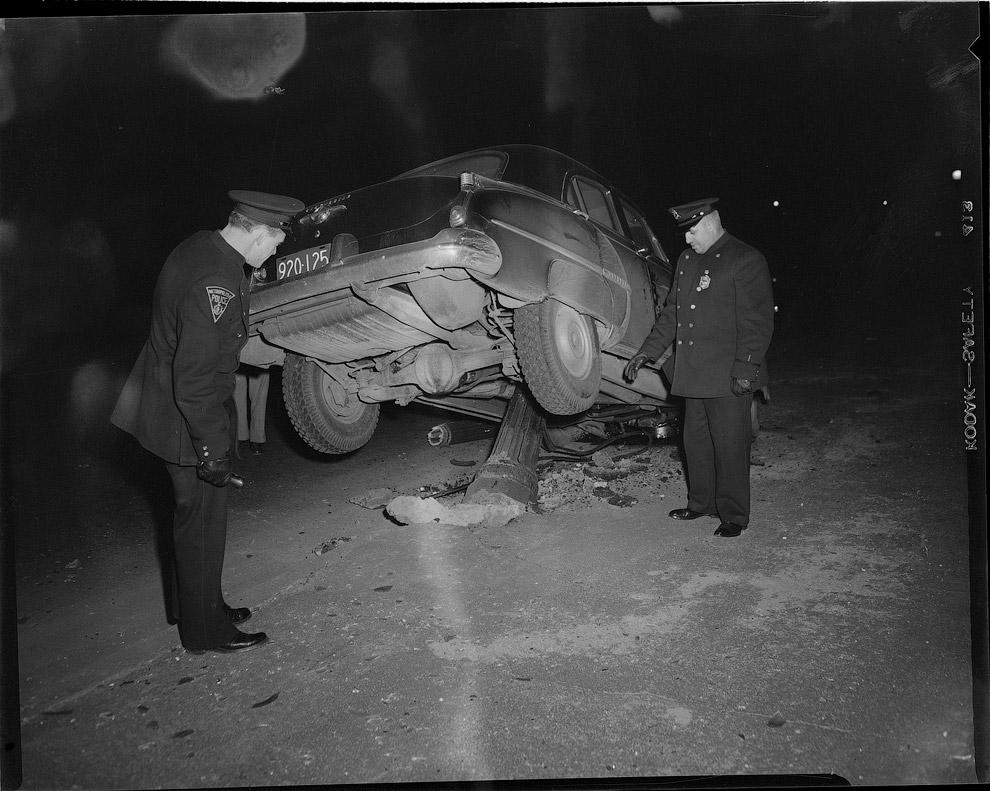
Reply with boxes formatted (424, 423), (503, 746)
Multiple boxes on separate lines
(623, 353), (650, 383)
(731, 377), (753, 397)
(197, 456), (233, 487)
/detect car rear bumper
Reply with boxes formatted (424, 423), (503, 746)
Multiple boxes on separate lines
(250, 226), (502, 323)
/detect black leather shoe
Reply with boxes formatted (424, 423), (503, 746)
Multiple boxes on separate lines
(225, 605), (251, 624)
(185, 630), (269, 655)
(714, 522), (747, 537)
(669, 508), (716, 520)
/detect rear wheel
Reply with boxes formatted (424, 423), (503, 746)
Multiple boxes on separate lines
(282, 354), (379, 453)
(515, 299), (601, 415)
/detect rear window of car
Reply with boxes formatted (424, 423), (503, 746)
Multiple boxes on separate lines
(396, 153), (507, 180)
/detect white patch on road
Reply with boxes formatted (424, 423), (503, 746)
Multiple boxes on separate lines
(665, 706), (693, 727)
(427, 570), (739, 663)
(415, 524), (493, 777)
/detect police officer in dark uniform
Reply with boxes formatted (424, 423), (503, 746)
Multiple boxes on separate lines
(624, 199), (774, 538)
(112, 190), (304, 652)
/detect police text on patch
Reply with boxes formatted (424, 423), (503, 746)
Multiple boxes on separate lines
(206, 286), (235, 323)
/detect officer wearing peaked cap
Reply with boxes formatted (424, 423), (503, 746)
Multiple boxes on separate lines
(112, 189), (303, 653)
(229, 190), (305, 229)
(624, 198), (774, 538)
(668, 198), (719, 225)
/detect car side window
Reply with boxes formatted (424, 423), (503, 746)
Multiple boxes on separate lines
(618, 197), (667, 262)
(569, 177), (618, 231)
(565, 181), (582, 211)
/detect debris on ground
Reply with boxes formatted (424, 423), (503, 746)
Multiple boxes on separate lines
(416, 474), (473, 499)
(767, 711), (787, 728)
(537, 445), (684, 512)
(314, 536), (352, 555)
(348, 488), (398, 509)
(396, 443), (683, 518)
(385, 490), (526, 527)
(591, 449), (615, 468)
(592, 487), (638, 507)
(583, 462), (649, 481)
(251, 693), (280, 709)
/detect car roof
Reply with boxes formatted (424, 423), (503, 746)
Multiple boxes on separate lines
(392, 144), (615, 204)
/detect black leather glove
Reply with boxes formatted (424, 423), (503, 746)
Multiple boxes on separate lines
(197, 456), (233, 487)
(730, 377), (753, 397)
(623, 353), (650, 383)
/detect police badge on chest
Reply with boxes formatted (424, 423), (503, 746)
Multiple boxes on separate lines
(698, 271), (711, 290)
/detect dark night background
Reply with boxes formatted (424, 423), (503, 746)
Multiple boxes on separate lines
(0, 3), (984, 389)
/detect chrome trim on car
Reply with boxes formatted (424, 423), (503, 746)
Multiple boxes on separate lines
(601, 266), (629, 291)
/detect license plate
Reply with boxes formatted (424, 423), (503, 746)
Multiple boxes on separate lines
(276, 244), (330, 280)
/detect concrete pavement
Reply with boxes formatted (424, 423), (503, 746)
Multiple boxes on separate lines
(7, 330), (981, 787)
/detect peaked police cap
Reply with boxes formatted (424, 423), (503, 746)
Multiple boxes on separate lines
(669, 198), (719, 227)
(229, 190), (305, 230)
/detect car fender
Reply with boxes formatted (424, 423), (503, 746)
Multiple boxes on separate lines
(586, 228), (631, 348)
(545, 259), (610, 338)
(476, 190), (601, 300)
(542, 232), (630, 350)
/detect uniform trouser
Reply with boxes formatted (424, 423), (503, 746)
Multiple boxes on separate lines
(682, 393), (753, 527)
(234, 369), (270, 443)
(164, 463), (239, 650)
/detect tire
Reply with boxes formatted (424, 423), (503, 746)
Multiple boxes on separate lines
(282, 354), (380, 454)
(515, 298), (601, 415)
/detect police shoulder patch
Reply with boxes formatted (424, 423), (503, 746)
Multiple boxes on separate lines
(206, 286), (235, 323)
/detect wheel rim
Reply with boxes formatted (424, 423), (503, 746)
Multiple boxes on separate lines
(319, 373), (364, 425)
(552, 302), (594, 380)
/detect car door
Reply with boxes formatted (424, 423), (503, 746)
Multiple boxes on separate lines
(564, 176), (632, 347)
(607, 194), (672, 356)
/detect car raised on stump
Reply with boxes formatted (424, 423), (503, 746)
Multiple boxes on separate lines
(242, 145), (679, 454)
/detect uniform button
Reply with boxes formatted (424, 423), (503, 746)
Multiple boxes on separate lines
(677, 323), (682, 327)
(679, 270), (684, 275)
(689, 323), (694, 328)
(690, 304), (696, 309)
(696, 287), (701, 291)
(688, 341), (694, 346)
(715, 254), (720, 258)
(677, 340), (682, 345)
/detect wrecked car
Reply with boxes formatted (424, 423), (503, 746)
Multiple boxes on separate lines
(242, 144), (681, 454)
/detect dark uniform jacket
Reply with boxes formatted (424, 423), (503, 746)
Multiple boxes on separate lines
(638, 232), (774, 398)
(112, 231), (249, 465)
